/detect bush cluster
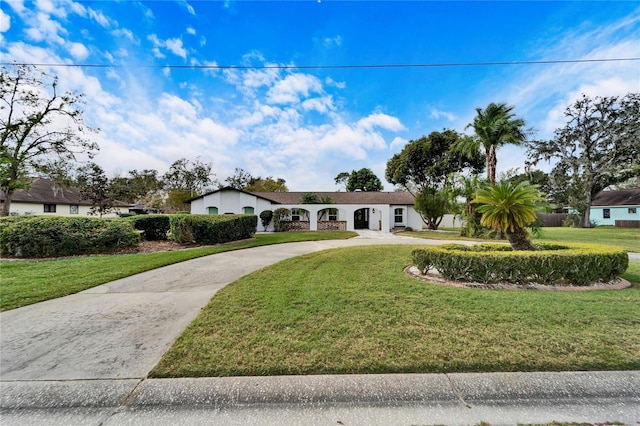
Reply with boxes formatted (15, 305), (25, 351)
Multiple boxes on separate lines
(129, 215), (171, 240)
(0, 216), (139, 258)
(412, 243), (628, 286)
(169, 214), (257, 244)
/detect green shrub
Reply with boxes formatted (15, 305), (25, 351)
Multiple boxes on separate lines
(273, 208), (291, 232)
(259, 210), (273, 231)
(169, 214), (257, 244)
(412, 243), (628, 286)
(129, 215), (171, 240)
(0, 216), (139, 258)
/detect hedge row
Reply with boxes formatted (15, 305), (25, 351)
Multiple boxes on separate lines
(129, 215), (171, 240)
(169, 214), (257, 245)
(412, 243), (628, 286)
(0, 216), (139, 258)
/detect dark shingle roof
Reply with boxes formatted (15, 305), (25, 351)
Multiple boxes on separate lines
(251, 191), (415, 205)
(0, 178), (130, 207)
(592, 189), (640, 207)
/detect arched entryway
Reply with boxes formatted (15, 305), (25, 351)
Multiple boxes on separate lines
(354, 208), (369, 229)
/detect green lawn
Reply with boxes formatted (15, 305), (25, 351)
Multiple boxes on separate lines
(0, 231), (356, 311)
(401, 226), (640, 252)
(151, 245), (640, 377)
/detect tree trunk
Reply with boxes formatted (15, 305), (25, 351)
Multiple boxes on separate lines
(506, 227), (536, 251)
(581, 188), (593, 228)
(1, 190), (12, 216)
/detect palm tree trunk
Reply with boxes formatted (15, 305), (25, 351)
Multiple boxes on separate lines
(506, 227), (535, 251)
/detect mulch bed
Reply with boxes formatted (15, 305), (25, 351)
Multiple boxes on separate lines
(404, 266), (632, 291)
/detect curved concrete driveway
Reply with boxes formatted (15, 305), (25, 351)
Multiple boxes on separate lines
(0, 232), (427, 381)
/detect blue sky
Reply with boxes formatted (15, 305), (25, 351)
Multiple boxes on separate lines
(1, 0), (639, 190)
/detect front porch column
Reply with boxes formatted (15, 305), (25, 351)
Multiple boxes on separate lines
(309, 208), (318, 231)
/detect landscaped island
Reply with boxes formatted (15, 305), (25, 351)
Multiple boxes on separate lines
(412, 243), (628, 286)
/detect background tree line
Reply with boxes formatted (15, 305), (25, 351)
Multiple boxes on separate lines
(3, 64), (638, 225)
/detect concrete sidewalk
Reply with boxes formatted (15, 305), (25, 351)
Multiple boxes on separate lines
(1, 232), (639, 424)
(1, 371), (639, 425)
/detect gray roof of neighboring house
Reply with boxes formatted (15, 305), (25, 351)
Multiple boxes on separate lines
(0, 177), (131, 207)
(592, 188), (640, 207)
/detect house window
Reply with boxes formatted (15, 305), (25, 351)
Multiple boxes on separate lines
(243, 207), (255, 215)
(207, 207), (218, 215)
(70, 205), (79, 215)
(394, 208), (404, 224)
(44, 204), (56, 213)
(328, 209), (337, 221)
(629, 208), (637, 214)
(291, 208), (301, 221)
(603, 208), (610, 219)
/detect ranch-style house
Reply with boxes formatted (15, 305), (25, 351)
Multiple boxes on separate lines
(188, 187), (424, 232)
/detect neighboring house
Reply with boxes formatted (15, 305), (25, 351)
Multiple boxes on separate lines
(188, 187), (424, 232)
(590, 188), (640, 226)
(0, 178), (130, 217)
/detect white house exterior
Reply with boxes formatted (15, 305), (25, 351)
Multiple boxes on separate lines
(189, 187), (423, 233)
(590, 188), (640, 226)
(0, 178), (129, 218)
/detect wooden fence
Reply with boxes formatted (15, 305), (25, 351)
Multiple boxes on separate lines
(615, 220), (640, 228)
(537, 213), (568, 227)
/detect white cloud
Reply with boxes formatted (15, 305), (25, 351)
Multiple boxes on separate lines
(390, 137), (408, 151)
(67, 41), (89, 60)
(325, 77), (346, 89)
(165, 38), (187, 59)
(322, 35), (342, 49)
(429, 108), (457, 122)
(27, 12), (67, 44)
(148, 34), (187, 59)
(495, 11), (640, 140)
(0, 8), (10, 32)
(267, 73), (324, 104)
(112, 28), (135, 41)
(357, 113), (405, 132)
(179, 0), (196, 16)
(301, 96), (335, 114)
(6, 0), (26, 16)
(187, 27), (196, 35)
(88, 7), (110, 28)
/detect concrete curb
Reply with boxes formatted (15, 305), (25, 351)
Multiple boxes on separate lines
(2, 371), (639, 410)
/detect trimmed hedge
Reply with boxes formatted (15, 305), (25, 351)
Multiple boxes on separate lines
(129, 215), (171, 240)
(412, 243), (628, 286)
(0, 216), (140, 258)
(169, 214), (257, 245)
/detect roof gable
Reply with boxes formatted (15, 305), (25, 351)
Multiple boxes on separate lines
(187, 186), (282, 204)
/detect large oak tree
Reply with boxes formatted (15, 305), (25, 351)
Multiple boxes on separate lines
(0, 65), (99, 215)
(527, 93), (640, 227)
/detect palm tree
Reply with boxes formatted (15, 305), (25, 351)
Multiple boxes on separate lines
(456, 103), (528, 186)
(473, 182), (543, 251)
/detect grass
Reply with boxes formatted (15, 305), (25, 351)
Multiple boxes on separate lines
(401, 226), (640, 252)
(150, 245), (640, 378)
(0, 231), (356, 311)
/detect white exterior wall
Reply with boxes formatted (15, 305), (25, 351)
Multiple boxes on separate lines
(190, 190), (422, 233)
(439, 214), (462, 228)
(6, 202), (121, 218)
(389, 205), (423, 230)
(590, 206), (639, 226)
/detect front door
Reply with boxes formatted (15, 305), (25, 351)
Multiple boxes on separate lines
(354, 208), (369, 229)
